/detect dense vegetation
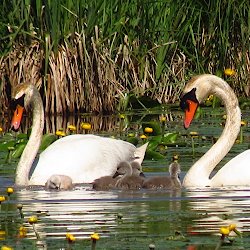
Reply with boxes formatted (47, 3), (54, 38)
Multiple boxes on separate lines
(0, 0), (249, 114)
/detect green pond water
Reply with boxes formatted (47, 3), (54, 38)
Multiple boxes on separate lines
(1, 107), (250, 249)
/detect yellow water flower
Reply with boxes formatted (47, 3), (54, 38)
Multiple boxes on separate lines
(1, 246), (13, 250)
(206, 94), (214, 101)
(140, 134), (147, 139)
(224, 68), (236, 76)
(28, 215), (38, 224)
(189, 131), (199, 137)
(56, 130), (66, 137)
(241, 120), (247, 126)
(228, 224), (236, 231)
(0, 196), (6, 203)
(18, 226), (27, 238)
(68, 125), (76, 131)
(17, 204), (23, 210)
(81, 122), (91, 130)
(220, 226), (230, 236)
(0, 230), (6, 240)
(144, 127), (153, 133)
(159, 115), (166, 122)
(128, 133), (135, 137)
(6, 187), (14, 195)
(91, 233), (100, 240)
(66, 233), (76, 242)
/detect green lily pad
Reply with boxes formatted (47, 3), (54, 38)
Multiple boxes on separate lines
(145, 149), (165, 160)
(39, 133), (57, 152)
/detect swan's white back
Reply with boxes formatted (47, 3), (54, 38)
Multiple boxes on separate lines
(29, 135), (137, 185)
(211, 149), (250, 186)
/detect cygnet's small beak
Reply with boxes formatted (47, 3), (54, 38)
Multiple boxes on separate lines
(139, 172), (146, 178)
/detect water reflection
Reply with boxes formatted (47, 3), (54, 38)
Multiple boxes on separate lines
(185, 187), (250, 235)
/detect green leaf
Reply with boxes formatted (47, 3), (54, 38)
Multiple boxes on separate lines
(39, 133), (57, 152)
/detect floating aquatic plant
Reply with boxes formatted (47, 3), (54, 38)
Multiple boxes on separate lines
(216, 224), (242, 249)
(28, 216), (40, 239)
(0, 196), (6, 204)
(91, 233), (100, 250)
(66, 232), (76, 244)
(17, 204), (24, 219)
(224, 68), (236, 76)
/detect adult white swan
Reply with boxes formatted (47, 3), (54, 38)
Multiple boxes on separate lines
(180, 74), (250, 187)
(11, 84), (148, 187)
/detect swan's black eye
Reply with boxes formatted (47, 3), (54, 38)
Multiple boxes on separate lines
(11, 94), (25, 110)
(180, 88), (198, 111)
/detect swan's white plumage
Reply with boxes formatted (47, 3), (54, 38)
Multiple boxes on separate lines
(12, 84), (148, 186)
(182, 74), (250, 187)
(29, 134), (137, 185)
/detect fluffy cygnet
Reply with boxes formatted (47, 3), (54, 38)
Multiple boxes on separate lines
(45, 174), (73, 190)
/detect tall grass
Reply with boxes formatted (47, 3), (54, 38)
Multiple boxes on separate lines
(0, 0), (249, 114)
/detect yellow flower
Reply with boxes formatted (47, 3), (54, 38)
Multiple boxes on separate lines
(0, 230), (6, 240)
(66, 233), (75, 242)
(1, 246), (13, 250)
(28, 215), (38, 224)
(6, 187), (14, 195)
(220, 226), (230, 236)
(189, 131), (199, 137)
(119, 114), (125, 119)
(0, 196), (6, 203)
(206, 94), (214, 101)
(228, 224), (236, 231)
(91, 233), (100, 240)
(56, 130), (66, 137)
(81, 122), (91, 130)
(17, 204), (23, 210)
(128, 133), (135, 137)
(241, 120), (247, 126)
(140, 134), (147, 139)
(159, 115), (166, 122)
(144, 127), (153, 133)
(18, 226), (27, 238)
(0, 127), (3, 132)
(68, 125), (76, 131)
(224, 68), (236, 76)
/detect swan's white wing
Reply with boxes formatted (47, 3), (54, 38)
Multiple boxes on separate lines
(211, 149), (250, 186)
(29, 135), (137, 185)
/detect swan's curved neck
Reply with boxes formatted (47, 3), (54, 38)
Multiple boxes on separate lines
(15, 88), (44, 186)
(183, 77), (241, 187)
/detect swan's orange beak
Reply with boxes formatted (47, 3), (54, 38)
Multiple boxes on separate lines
(11, 104), (24, 131)
(184, 100), (198, 129)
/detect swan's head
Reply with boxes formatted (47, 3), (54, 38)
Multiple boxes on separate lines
(11, 84), (36, 131)
(180, 74), (214, 128)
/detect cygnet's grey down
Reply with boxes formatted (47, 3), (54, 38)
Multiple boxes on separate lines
(114, 161), (145, 189)
(92, 161), (145, 190)
(45, 174), (73, 190)
(142, 161), (181, 189)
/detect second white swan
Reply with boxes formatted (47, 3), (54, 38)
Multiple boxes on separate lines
(180, 74), (250, 187)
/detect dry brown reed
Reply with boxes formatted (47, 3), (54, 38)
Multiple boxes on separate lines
(0, 29), (188, 115)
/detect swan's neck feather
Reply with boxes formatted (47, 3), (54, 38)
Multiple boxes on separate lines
(15, 88), (44, 186)
(183, 76), (241, 187)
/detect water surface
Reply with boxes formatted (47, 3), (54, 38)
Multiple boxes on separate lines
(0, 107), (250, 249)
